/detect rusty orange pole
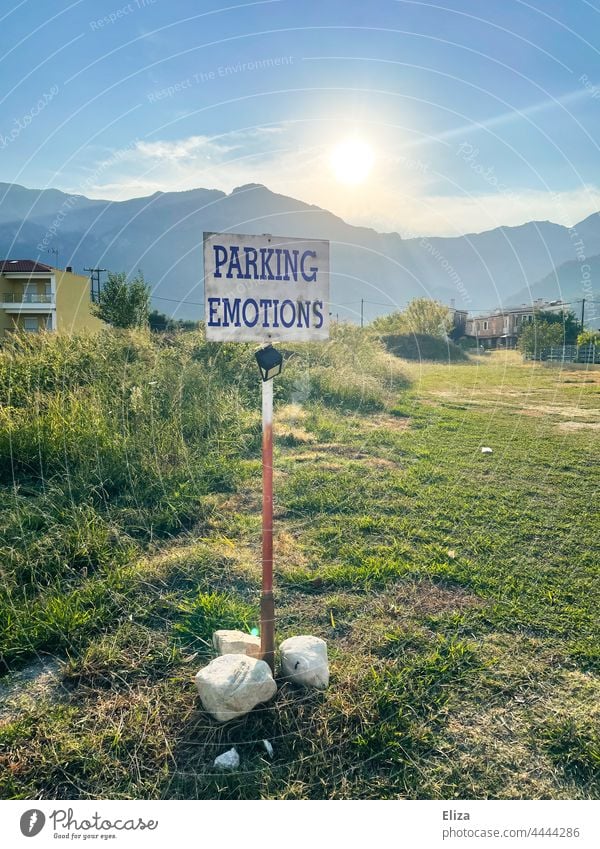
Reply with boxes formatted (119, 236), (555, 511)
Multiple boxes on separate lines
(260, 377), (275, 673)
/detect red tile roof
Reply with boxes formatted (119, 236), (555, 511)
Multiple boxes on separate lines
(0, 260), (54, 273)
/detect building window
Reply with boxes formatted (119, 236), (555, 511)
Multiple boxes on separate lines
(483, 321), (488, 330)
(503, 316), (509, 329)
(23, 317), (38, 332)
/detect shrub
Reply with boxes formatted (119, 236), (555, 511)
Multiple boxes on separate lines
(577, 330), (600, 346)
(279, 323), (408, 410)
(518, 320), (564, 356)
(381, 333), (467, 362)
(372, 299), (454, 336)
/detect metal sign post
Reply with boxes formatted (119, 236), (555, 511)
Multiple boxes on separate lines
(260, 377), (275, 672)
(203, 232), (330, 673)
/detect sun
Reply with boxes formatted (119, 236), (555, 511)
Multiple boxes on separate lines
(329, 137), (375, 185)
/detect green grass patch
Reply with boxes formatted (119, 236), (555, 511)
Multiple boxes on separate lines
(537, 717), (600, 792)
(173, 591), (257, 650)
(0, 341), (598, 801)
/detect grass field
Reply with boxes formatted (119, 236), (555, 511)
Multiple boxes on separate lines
(0, 333), (598, 800)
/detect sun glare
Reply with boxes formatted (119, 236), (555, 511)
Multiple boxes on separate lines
(330, 137), (375, 185)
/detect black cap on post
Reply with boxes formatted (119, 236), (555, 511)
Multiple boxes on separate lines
(255, 345), (283, 381)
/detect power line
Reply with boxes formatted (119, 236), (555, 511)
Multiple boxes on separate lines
(152, 295), (204, 306)
(150, 294), (600, 317)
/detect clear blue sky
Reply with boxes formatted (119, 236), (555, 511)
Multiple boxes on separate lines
(2, 0), (600, 234)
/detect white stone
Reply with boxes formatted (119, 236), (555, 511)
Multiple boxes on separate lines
(195, 654), (277, 723)
(214, 747), (240, 770)
(279, 635), (329, 690)
(213, 629), (261, 659)
(481, 447), (493, 454)
(263, 739), (274, 758)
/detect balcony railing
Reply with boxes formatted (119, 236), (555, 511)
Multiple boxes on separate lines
(1, 292), (54, 303)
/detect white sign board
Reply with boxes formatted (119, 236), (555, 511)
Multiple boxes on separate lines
(203, 232), (330, 342)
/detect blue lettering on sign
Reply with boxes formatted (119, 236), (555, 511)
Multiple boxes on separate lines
(212, 244), (320, 282)
(242, 298), (259, 327)
(206, 296), (326, 331)
(272, 299), (280, 327)
(226, 246), (243, 279)
(274, 249), (283, 280)
(208, 297), (221, 325)
(260, 248), (275, 280)
(283, 250), (298, 281)
(300, 250), (317, 282)
(213, 246), (227, 278)
(223, 298), (241, 327)
(260, 298), (273, 325)
(297, 300), (310, 327)
(313, 299), (324, 329)
(243, 247), (258, 280)
(280, 299), (296, 328)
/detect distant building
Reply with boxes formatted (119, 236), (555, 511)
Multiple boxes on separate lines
(448, 307), (468, 337)
(0, 260), (104, 338)
(465, 299), (570, 348)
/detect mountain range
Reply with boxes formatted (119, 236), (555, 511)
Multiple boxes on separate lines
(0, 181), (598, 324)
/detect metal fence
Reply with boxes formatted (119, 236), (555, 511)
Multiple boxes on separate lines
(525, 344), (600, 363)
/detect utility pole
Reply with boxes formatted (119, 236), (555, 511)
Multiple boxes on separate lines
(581, 298), (586, 332)
(84, 268), (107, 303)
(360, 298), (364, 328)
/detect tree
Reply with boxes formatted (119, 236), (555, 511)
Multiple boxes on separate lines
(577, 329), (600, 346)
(372, 298), (453, 337)
(91, 271), (151, 328)
(148, 310), (199, 332)
(371, 310), (405, 333)
(534, 309), (579, 344)
(149, 309), (171, 331)
(518, 319), (564, 357)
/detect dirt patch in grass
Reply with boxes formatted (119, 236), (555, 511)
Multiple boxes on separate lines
(219, 490), (261, 517)
(441, 702), (576, 799)
(558, 421), (600, 431)
(275, 529), (310, 573)
(339, 579), (485, 655)
(370, 579), (484, 621)
(362, 413), (412, 432)
(0, 659), (65, 720)
(524, 404), (599, 419)
(275, 407), (315, 446)
(277, 403), (309, 424)
(433, 634), (600, 799)
(286, 443), (402, 470)
(277, 427), (317, 445)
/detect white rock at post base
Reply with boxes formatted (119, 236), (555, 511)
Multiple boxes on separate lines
(213, 629), (261, 659)
(214, 747), (240, 770)
(195, 654), (277, 723)
(280, 635), (329, 690)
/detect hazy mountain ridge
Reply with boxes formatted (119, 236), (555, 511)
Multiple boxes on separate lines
(0, 182), (598, 320)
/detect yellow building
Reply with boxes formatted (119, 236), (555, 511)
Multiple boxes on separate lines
(0, 260), (104, 338)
